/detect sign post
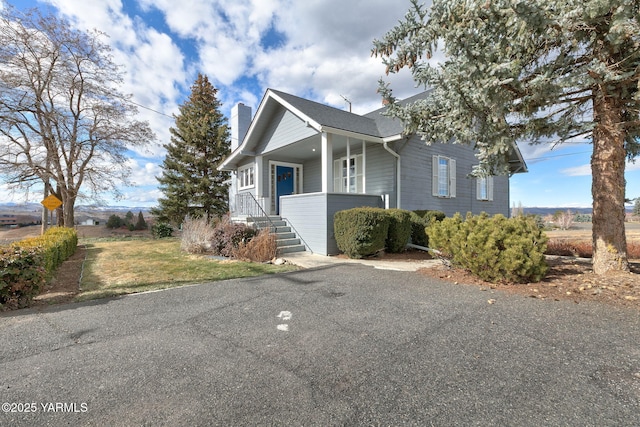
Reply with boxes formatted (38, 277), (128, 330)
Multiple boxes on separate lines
(41, 195), (63, 233)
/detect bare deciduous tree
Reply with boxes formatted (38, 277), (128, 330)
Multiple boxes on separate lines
(556, 210), (575, 231)
(0, 4), (154, 226)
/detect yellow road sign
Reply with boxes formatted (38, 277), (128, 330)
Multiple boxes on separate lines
(41, 194), (62, 211)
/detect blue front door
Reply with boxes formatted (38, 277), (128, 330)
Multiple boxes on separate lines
(276, 165), (294, 214)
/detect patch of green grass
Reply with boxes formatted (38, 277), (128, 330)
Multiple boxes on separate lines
(77, 238), (297, 301)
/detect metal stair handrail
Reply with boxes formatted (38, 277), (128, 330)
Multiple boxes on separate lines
(245, 192), (276, 230)
(280, 217), (313, 254)
(239, 193), (310, 254)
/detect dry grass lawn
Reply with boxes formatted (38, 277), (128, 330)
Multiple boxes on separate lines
(79, 238), (295, 301)
(0, 225), (298, 306)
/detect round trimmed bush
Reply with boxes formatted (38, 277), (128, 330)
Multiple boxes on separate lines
(334, 207), (390, 258)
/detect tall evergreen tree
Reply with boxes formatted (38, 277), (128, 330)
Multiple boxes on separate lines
(373, 0), (640, 275)
(135, 211), (147, 230)
(153, 74), (230, 224)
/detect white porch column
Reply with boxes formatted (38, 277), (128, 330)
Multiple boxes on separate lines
(255, 155), (263, 197)
(362, 140), (366, 193)
(346, 137), (351, 193)
(321, 132), (333, 192)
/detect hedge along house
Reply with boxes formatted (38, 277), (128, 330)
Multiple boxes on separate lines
(219, 89), (527, 255)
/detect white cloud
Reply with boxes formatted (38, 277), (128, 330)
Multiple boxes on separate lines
(40, 0), (423, 138)
(561, 164), (591, 177)
(119, 187), (163, 206)
(626, 160), (640, 172)
(254, 0), (420, 110)
(6, 0), (441, 207)
(125, 159), (163, 187)
(562, 159), (640, 177)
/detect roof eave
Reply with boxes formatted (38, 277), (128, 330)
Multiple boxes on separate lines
(218, 89), (296, 171)
(509, 142), (528, 175)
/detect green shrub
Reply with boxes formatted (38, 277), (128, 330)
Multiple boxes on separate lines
(428, 212), (548, 283)
(409, 212), (430, 247)
(385, 209), (412, 253)
(413, 210), (446, 223)
(0, 247), (46, 310)
(12, 227), (78, 278)
(334, 207), (390, 258)
(106, 214), (124, 229)
(152, 222), (173, 238)
(409, 210), (446, 247)
(2, 227), (77, 309)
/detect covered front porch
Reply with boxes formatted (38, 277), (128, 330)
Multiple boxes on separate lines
(231, 132), (393, 255)
(232, 130), (398, 216)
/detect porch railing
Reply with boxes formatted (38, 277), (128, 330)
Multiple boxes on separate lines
(234, 192), (277, 230)
(234, 193), (268, 217)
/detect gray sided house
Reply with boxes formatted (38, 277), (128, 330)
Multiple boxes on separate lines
(219, 89), (527, 256)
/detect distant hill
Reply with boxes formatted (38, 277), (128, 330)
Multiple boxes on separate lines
(0, 202), (151, 224)
(522, 207), (635, 216)
(522, 207), (594, 216)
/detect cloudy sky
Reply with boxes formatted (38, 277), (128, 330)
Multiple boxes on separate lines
(4, 0), (640, 209)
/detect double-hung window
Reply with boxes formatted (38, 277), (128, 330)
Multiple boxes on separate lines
(333, 155), (363, 193)
(476, 176), (494, 201)
(238, 164), (254, 189)
(432, 155), (456, 198)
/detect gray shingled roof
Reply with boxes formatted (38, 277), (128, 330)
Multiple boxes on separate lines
(271, 88), (434, 139)
(364, 90), (433, 138)
(270, 89), (386, 138)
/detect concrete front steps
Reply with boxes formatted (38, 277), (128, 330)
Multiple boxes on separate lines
(248, 216), (306, 255)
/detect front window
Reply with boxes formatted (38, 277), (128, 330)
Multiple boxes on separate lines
(238, 164), (254, 189)
(438, 157), (449, 197)
(334, 155), (363, 193)
(432, 155), (456, 198)
(477, 176), (494, 201)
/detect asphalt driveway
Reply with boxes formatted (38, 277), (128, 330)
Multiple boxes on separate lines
(1, 264), (639, 426)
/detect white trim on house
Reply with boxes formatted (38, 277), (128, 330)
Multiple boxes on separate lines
(255, 155), (263, 197)
(362, 140), (367, 193)
(383, 141), (401, 208)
